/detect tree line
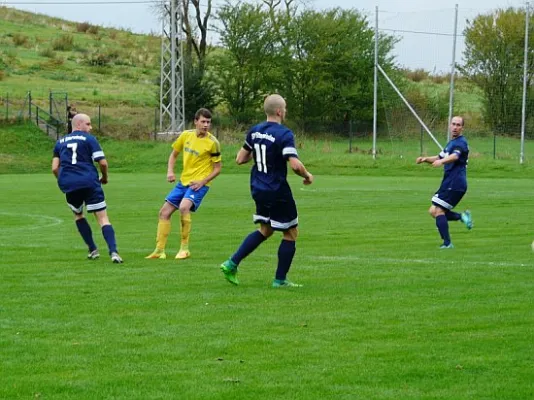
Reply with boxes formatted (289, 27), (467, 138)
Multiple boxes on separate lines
(174, 1), (533, 135)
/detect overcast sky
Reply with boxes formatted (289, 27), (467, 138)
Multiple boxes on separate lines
(3, 0), (531, 71)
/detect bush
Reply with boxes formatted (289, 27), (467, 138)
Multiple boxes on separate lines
(12, 33), (29, 47)
(76, 22), (91, 33)
(52, 34), (74, 51)
(87, 25), (99, 35)
(0, 70), (5, 81)
(38, 47), (56, 58)
(404, 68), (430, 83)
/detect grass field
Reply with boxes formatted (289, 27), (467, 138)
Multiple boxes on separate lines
(1, 171), (534, 399)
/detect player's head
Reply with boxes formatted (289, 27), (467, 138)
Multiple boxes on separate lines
(72, 113), (92, 133)
(194, 108), (212, 135)
(264, 94), (286, 122)
(450, 116), (464, 138)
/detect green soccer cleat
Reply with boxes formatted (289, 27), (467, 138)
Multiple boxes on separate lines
(220, 259), (239, 285)
(272, 279), (303, 288)
(439, 243), (454, 249)
(461, 210), (473, 230)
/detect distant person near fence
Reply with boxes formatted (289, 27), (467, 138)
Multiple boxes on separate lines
(67, 105), (77, 134)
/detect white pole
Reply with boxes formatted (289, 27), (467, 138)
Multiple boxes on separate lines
(520, 2), (530, 164)
(377, 64), (443, 150)
(447, 4), (459, 142)
(373, 6), (379, 159)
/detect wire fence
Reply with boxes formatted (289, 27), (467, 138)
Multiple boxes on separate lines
(374, 4), (534, 162)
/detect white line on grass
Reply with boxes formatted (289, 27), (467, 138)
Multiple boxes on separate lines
(0, 212), (64, 232)
(311, 255), (531, 268)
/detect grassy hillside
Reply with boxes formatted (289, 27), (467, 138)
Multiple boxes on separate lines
(0, 6), (160, 136)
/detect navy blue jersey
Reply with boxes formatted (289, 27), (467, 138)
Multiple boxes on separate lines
(53, 131), (105, 193)
(439, 135), (469, 191)
(243, 121), (298, 194)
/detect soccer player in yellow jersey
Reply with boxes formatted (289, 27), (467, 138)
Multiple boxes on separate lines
(146, 108), (222, 260)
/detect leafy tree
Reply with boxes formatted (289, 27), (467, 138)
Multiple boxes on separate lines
(215, 2), (279, 122)
(460, 7), (534, 134)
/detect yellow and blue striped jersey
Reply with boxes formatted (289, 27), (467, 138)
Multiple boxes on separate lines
(172, 130), (221, 186)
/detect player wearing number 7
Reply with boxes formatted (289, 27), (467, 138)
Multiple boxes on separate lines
(52, 113), (123, 263)
(220, 94), (314, 288)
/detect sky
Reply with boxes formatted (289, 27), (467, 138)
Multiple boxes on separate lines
(2, 0), (530, 71)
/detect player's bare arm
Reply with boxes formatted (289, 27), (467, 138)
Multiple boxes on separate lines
(416, 155), (440, 164)
(167, 150), (179, 182)
(190, 161), (222, 191)
(432, 153), (459, 168)
(236, 148), (252, 165)
(289, 157), (313, 185)
(98, 159), (109, 184)
(51, 157), (60, 178)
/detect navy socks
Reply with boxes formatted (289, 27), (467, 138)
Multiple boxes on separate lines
(275, 240), (296, 281)
(76, 218), (97, 252)
(231, 230), (267, 265)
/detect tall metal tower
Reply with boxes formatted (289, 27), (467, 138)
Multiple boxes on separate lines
(159, 0), (185, 133)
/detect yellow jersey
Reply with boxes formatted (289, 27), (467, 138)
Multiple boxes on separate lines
(172, 130), (221, 186)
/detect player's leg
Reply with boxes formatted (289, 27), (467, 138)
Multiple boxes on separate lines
(271, 196), (301, 288)
(67, 189), (98, 259)
(146, 184), (184, 259)
(431, 189), (464, 248)
(87, 187), (122, 263)
(220, 192), (273, 285)
(174, 185), (210, 259)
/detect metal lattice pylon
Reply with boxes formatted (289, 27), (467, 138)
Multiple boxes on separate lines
(159, 0), (185, 133)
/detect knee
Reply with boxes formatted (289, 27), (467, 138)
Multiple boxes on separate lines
(259, 224), (274, 238)
(284, 227), (298, 241)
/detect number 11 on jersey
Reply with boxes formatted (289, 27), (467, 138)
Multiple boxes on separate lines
(254, 143), (267, 173)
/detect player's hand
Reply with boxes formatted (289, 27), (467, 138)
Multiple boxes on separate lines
(303, 173), (314, 185)
(167, 173), (176, 183)
(190, 180), (205, 191)
(416, 157), (426, 164)
(100, 176), (108, 184)
(432, 159), (443, 168)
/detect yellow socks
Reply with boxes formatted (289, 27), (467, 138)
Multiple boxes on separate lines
(180, 213), (191, 250)
(156, 219), (171, 251)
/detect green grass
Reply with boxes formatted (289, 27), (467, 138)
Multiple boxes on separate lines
(1, 172), (534, 399)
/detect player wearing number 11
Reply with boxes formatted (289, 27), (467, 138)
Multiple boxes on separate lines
(52, 113), (123, 263)
(220, 94), (314, 288)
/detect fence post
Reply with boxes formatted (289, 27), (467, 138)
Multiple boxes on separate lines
(28, 92), (32, 120)
(420, 125), (424, 155)
(349, 120), (353, 153)
(36, 107), (39, 125)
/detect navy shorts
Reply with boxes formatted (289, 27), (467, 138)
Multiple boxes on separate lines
(66, 186), (106, 214)
(252, 190), (298, 231)
(431, 189), (465, 210)
(166, 182), (209, 212)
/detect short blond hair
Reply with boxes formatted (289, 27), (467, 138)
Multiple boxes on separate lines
(264, 94), (286, 117)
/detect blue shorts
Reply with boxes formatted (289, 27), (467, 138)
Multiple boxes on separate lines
(431, 189), (465, 210)
(66, 186), (106, 214)
(252, 190), (298, 231)
(166, 182), (209, 212)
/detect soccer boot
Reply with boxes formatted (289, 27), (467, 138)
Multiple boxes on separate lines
(272, 279), (303, 288)
(220, 259), (239, 285)
(87, 249), (100, 260)
(461, 210), (473, 230)
(439, 243), (454, 249)
(145, 249), (167, 259)
(111, 252), (124, 263)
(175, 249), (190, 259)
